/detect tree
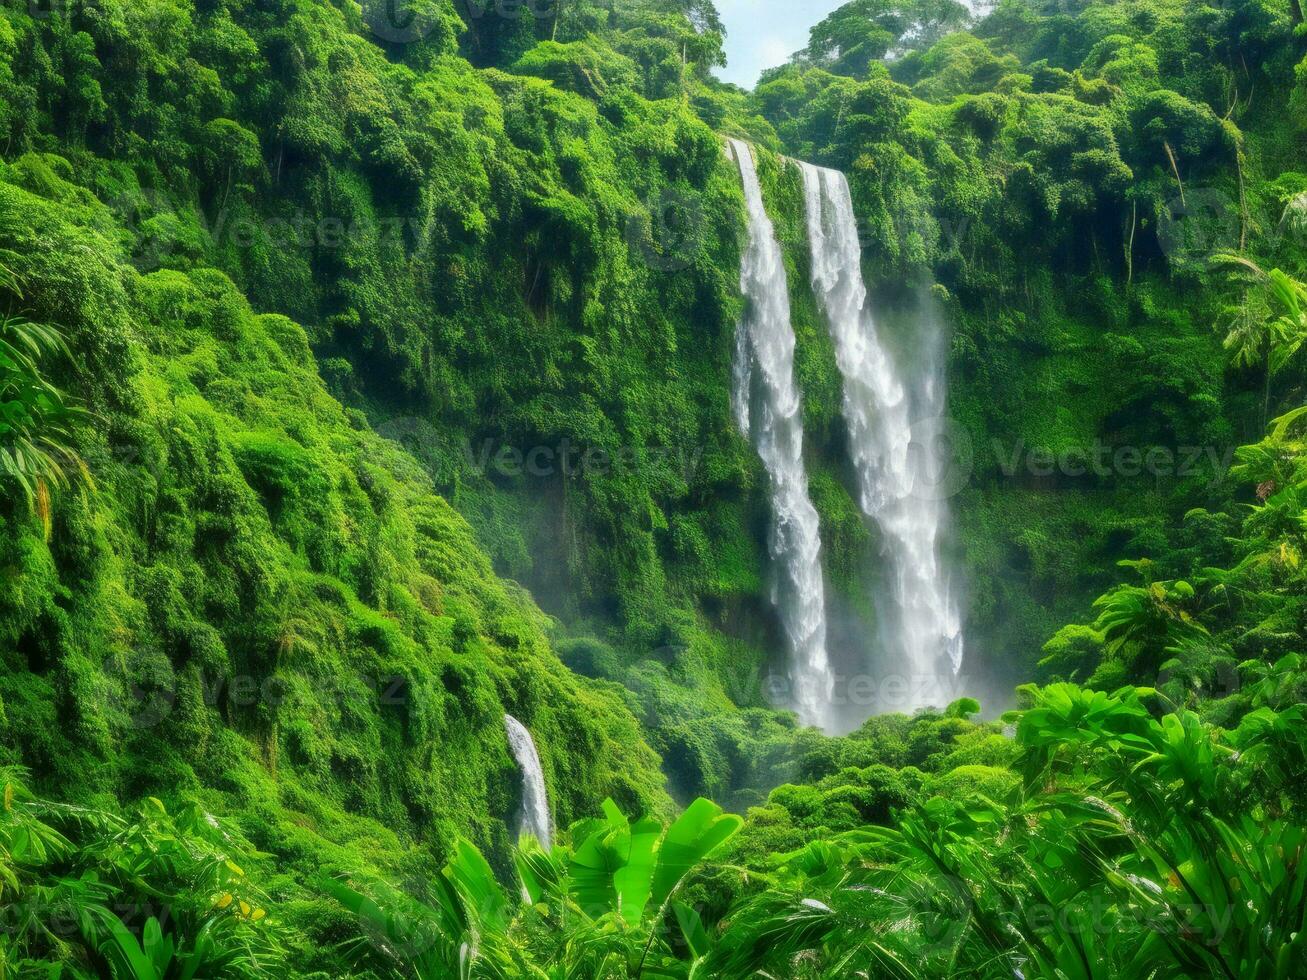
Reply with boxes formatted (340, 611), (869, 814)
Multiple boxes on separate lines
(0, 776), (282, 976)
(697, 685), (1307, 978)
(806, 0), (971, 77)
(1218, 257), (1307, 429)
(1086, 559), (1208, 684)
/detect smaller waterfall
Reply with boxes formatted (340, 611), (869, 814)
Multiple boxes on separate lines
(504, 715), (551, 847)
(799, 162), (964, 707)
(728, 139), (835, 730)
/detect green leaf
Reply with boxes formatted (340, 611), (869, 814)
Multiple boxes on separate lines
(445, 839), (508, 931)
(514, 839), (564, 907)
(649, 799), (742, 912)
(85, 909), (161, 980)
(613, 815), (662, 926)
(568, 819), (625, 919)
(673, 902), (711, 960)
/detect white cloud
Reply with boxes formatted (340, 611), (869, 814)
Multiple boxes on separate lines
(758, 36), (795, 66)
(715, 0), (847, 88)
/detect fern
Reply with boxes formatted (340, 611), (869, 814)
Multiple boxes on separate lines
(0, 268), (92, 528)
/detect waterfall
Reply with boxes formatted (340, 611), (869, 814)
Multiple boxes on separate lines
(504, 715), (551, 847)
(799, 161), (964, 708)
(728, 139), (835, 730)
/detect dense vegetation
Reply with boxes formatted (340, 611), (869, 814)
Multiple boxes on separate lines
(752, 0), (1307, 696)
(0, 0), (1305, 975)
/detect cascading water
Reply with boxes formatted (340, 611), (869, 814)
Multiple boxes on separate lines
(799, 161), (964, 709)
(504, 715), (551, 847)
(728, 139), (835, 730)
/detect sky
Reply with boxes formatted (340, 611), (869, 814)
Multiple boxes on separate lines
(714, 0), (847, 89)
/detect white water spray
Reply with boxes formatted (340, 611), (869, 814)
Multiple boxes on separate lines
(728, 139), (835, 730)
(504, 715), (551, 847)
(799, 162), (963, 706)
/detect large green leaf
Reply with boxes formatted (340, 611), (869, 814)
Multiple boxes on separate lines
(514, 838), (566, 907)
(613, 814), (662, 926)
(445, 839), (508, 931)
(673, 901), (710, 960)
(567, 816), (626, 919)
(84, 910), (161, 980)
(649, 798), (742, 911)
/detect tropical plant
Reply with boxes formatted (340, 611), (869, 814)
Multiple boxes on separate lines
(1217, 257), (1307, 428)
(688, 685), (1307, 979)
(329, 797), (743, 979)
(84, 912), (267, 980)
(0, 772), (283, 978)
(1086, 560), (1208, 683)
(0, 258), (90, 527)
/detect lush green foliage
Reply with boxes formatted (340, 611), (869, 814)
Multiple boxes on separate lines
(0, 0), (1305, 975)
(753, 0), (1307, 692)
(320, 682), (1305, 978)
(694, 681), (1307, 979)
(0, 770), (282, 976)
(328, 795), (742, 977)
(0, 152), (670, 971)
(0, 0), (843, 808)
(0, 261), (89, 527)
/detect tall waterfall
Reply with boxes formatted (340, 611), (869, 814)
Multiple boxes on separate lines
(504, 715), (551, 847)
(728, 139), (835, 730)
(799, 162), (964, 706)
